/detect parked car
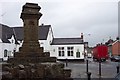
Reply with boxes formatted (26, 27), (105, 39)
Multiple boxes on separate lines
(110, 56), (120, 62)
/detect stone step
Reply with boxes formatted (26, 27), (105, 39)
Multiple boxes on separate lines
(8, 57), (57, 64)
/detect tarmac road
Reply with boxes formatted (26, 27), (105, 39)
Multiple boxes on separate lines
(63, 58), (119, 79)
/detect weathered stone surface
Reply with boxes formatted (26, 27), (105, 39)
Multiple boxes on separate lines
(2, 3), (72, 80)
(19, 3), (42, 55)
(8, 57), (56, 65)
(64, 69), (72, 77)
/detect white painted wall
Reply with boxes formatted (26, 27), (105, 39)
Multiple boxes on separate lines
(1, 43), (16, 61)
(0, 27), (85, 60)
(16, 40), (23, 52)
(0, 35), (18, 61)
(50, 44), (84, 60)
(39, 27), (53, 52)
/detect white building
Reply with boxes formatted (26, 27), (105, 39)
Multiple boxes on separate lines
(0, 23), (87, 61)
(0, 24), (18, 61)
(50, 38), (85, 60)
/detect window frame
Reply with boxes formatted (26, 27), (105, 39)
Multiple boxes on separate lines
(4, 49), (8, 57)
(76, 49), (80, 57)
(67, 47), (74, 57)
(58, 47), (65, 57)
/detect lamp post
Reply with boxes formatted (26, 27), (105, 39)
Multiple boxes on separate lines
(83, 33), (91, 73)
(86, 59), (89, 73)
(85, 49), (89, 73)
(85, 48), (92, 80)
(116, 37), (120, 74)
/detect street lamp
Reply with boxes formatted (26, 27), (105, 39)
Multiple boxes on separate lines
(85, 50), (89, 73)
(83, 33), (92, 80)
(117, 37), (120, 73)
(83, 33), (91, 73)
(86, 59), (89, 73)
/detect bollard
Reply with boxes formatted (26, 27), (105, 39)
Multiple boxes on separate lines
(86, 59), (88, 73)
(66, 58), (68, 67)
(116, 66), (119, 73)
(99, 60), (101, 76)
(87, 72), (91, 80)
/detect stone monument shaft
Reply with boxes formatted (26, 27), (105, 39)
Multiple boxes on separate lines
(20, 3), (42, 53)
(13, 3), (56, 61)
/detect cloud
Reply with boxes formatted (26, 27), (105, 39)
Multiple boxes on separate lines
(0, 0), (118, 46)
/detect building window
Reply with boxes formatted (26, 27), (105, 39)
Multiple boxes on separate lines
(76, 49), (80, 57)
(67, 47), (74, 56)
(4, 49), (8, 57)
(58, 47), (64, 57)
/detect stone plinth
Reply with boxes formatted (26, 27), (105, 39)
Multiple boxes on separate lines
(2, 62), (72, 80)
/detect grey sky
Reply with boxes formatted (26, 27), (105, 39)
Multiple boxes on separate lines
(0, 0), (119, 46)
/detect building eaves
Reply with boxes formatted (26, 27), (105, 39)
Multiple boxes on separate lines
(51, 38), (84, 45)
(112, 40), (120, 46)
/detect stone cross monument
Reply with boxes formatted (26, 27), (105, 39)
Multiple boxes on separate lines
(20, 3), (42, 54)
(2, 3), (72, 80)
(8, 3), (57, 64)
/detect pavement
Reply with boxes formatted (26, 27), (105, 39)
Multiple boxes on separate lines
(63, 58), (119, 79)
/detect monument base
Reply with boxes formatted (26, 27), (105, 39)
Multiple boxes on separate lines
(2, 61), (72, 80)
